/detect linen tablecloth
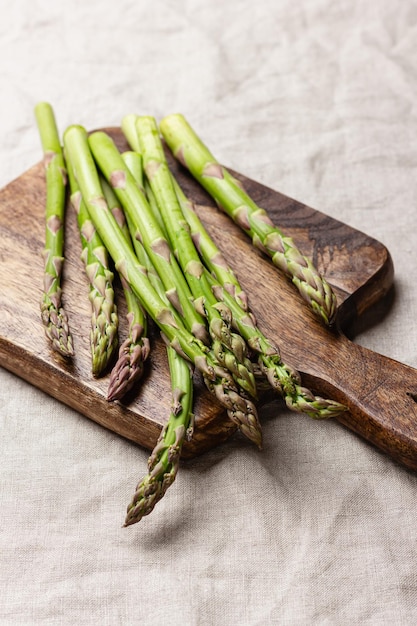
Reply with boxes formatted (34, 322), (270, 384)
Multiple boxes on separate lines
(1, 1), (417, 623)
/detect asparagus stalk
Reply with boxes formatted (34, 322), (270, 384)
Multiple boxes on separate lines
(88, 130), (209, 346)
(120, 124), (261, 440)
(120, 147), (258, 442)
(63, 125), (262, 448)
(160, 114), (338, 326)
(135, 115), (256, 399)
(124, 345), (194, 526)
(100, 169), (151, 400)
(34, 102), (73, 357)
(107, 276), (151, 401)
(66, 153), (119, 376)
(119, 151), (184, 317)
(120, 151), (164, 281)
(120, 151), (167, 244)
(101, 174), (132, 237)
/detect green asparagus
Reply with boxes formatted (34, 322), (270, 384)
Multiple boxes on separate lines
(121, 113), (142, 153)
(34, 102), (73, 357)
(160, 114), (338, 326)
(135, 115), (256, 399)
(107, 276), (150, 401)
(115, 136), (262, 443)
(63, 125), (262, 448)
(33, 105), (355, 528)
(100, 168), (151, 399)
(119, 148), (258, 449)
(124, 345), (194, 526)
(66, 153), (118, 376)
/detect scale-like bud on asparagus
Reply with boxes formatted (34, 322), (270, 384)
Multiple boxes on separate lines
(160, 114), (337, 326)
(124, 346), (193, 526)
(66, 154), (118, 376)
(34, 102), (73, 357)
(63, 125), (262, 447)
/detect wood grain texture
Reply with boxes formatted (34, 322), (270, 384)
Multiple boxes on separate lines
(1, 127), (417, 469)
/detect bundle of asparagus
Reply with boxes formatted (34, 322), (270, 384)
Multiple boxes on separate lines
(63, 125), (264, 520)
(34, 103), (347, 527)
(86, 129), (263, 445)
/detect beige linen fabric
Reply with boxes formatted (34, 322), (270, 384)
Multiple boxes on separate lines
(1, 0), (417, 623)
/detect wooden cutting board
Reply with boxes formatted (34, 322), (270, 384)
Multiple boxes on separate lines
(1, 128), (417, 469)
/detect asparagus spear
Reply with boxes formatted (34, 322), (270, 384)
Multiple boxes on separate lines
(160, 114), (338, 326)
(120, 147), (259, 446)
(100, 171), (151, 400)
(135, 115), (256, 399)
(63, 125), (262, 448)
(66, 153), (119, 376)
(120, 151), (164, 280)
(205, 271), (346, 418)
(120, 151), (166, 243)
(124, 345), (194, 526)
(120, 139), (178, 284)
(34, 102), (73, 357)
(121, 150), (144, 189)
(120, 148), (264, 446)
(121, 121), (259, 424)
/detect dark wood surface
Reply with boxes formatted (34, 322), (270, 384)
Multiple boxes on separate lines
(1, 127), (417, 469)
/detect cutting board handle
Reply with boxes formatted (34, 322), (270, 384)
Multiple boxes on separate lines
(304, 333), (417, 471)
